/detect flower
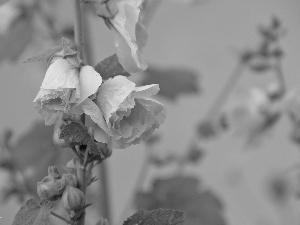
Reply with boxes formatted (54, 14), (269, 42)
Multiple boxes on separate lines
(83, 75), (165, 149)
(106, 0), (148, 73)
(34, 58), (102, 125)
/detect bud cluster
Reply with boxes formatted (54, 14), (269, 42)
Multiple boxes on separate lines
(37, 163), (85, 213)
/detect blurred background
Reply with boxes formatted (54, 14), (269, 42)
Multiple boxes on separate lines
(1, 0), (300, 225)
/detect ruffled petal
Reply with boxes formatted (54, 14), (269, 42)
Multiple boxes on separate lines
(96, 75), (136, 122)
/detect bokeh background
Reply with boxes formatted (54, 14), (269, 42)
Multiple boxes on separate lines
(1, 0), (300, 225)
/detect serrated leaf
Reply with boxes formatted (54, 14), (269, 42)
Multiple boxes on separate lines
(94, 54), (130, 80)
(142, 66), (200, 101)
(12, 199), (52, 225)
(124, 209), (186, 225)
(23, 46), (62, 63)
(60, 118), (104, 158)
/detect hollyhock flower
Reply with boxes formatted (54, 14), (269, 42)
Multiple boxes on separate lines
(83, 75), (165, 149)
(34, 58), (102, 125)
(106, 0), (148, 73)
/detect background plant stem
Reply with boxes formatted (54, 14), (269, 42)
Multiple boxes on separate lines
(81, 5), (112, 223)
(74, 0), (84, 60)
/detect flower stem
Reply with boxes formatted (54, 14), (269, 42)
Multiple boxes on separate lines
(204, 62), (246, 120)
(99, 161), (112, 222)
(74, 0), (84, 60)
(50, 212), (72, 224)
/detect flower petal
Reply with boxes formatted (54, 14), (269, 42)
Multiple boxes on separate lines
(81, 98), (108, 133)
(110, 0), (147, 73)
(134, 84), (160, 99)
(40, 58), (79, 90)
(96, 75), (136, 122)
(77, 65), (102, 104)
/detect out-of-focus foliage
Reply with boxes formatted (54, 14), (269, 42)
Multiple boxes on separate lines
(135, 176), (227, 225)
(0, 121), (72, 201)
(141, 66), (200, 101)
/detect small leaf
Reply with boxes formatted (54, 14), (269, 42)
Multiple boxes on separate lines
(23, 46), (62, 63)
(142, 66), (200, 101)
(94, 54), (130, 80)
(60, 118), (104, 158)
(12, 199), (52, 225)
(124, 209), (186, 225)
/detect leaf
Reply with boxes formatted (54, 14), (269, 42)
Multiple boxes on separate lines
(135, 176), (227, 225)
(94, 54), (130, 80)
(142, 66), (200, 101)
(60, 118), (104, 158)
(23, 46), (62, 63)
(12, 199), (53, 225)
(124, 209), (186, 225)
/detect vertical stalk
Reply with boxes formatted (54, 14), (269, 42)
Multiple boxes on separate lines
(100, 161), (112, 222)
(73, 1), (86, 225)
(74, 0), (84, 60)
(81, 5), (112, 223)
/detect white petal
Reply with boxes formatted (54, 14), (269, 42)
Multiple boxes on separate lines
(110, 0), (147, 73)
(93, 126), (109, 143)
(77, 65), (102, 104)
(134, 84), (160, 99)
(96, 75), (135, 122)
(81, 98), (108, 133)
(40, 58), (79, 90)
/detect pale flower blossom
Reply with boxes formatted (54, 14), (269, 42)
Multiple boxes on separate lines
(83, 75), (165, 149)
(108, 0), (148, 73)
(34, 58), (102, 125)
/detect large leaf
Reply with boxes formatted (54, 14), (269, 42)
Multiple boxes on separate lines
(141, 66), (200, 101)
(135, 176), (226, 225)
(124, 209), (185, 225)
(94, 54), (130, 80)
(12, 199), (52, 225)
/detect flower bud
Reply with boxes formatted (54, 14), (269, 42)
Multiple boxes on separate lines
(62, 173), (77, 188)
(37, 176), (65, 200)
(53, 120), (69, 148)
(62, 186), (85, 212)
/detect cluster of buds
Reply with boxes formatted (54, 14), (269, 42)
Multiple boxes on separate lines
(37, 163), (86, 213)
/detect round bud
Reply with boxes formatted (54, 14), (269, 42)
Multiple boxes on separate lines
(61, 186), (85, 212)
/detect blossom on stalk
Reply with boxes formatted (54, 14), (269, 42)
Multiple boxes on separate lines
(83, 75), (165, 149)
(104, 0), (148, 73)
(34, 57), (102, 125)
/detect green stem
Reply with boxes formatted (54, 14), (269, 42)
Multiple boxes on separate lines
(74, 0), (84, 60)
(204, 62), (246, 120)
(273, 58), (286, 94)
(50, 212), (72, 224)
(100, 161), (112, 222)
